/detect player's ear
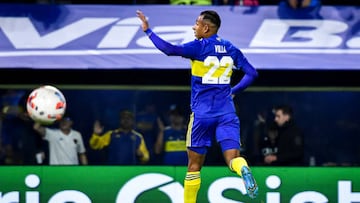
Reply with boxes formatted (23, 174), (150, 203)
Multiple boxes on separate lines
(284, 114), (290, 122)
(204, 24), (209, 33)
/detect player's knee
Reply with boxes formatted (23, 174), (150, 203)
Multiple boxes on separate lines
(188, 163), (202, 172)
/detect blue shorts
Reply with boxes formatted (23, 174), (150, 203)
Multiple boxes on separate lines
(186, 112), (241, 152)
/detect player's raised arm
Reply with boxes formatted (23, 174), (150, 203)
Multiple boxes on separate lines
(33, 122), (46, 137)
(136, 10), (183, 56)
(136, 10), (149, 32)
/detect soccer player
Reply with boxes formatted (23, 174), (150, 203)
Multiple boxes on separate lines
(136, 10), (259, 201)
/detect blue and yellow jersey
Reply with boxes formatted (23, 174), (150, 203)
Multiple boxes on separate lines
(181, 34), (249, 118)
(89, 128), (149, 165)
(146, 30), (257, 118)
(162, 126), (187, 165)
(135, 111), (158, 151)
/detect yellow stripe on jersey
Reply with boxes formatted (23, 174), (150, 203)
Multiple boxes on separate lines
(165, 140), (187, 152)
(132, 130), (150, 163)
(186, 113), (194, 147)
(191, 59), (233, 78)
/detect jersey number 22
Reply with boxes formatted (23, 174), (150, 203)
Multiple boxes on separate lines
(202, 56), (233, 85)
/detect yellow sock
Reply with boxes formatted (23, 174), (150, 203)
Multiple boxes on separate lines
(230, 157), (249, 177)
(184, 171), (201, 203)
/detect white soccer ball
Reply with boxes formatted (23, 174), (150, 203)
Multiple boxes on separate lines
(26, 85), (66, 125)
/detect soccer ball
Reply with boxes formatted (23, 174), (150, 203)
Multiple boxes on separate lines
(26, 85), (66, 125)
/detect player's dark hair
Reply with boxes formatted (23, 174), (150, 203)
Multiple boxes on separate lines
(120, 109), (134, 119)
(200, 10), (221, 29)
(274, 104), (293, 117)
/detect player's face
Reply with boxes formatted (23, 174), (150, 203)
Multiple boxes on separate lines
(170, 114), (184, 125)
(59, 120), (72, 130)
(121, 115), (134, 129)
(274, 110), (289, 127)
(192, 15), (206, 39)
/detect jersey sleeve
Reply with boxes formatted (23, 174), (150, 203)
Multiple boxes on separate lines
(76, 132), (86, 154)
(231, 49), (258, 94)
(89, 130), (112, 150)
(145, 29), (199, 58)
(181, 40), (201, 59)
(137, 134), (150, 163)
(145, 29), (184, 56)
(44, 128), (55, 141)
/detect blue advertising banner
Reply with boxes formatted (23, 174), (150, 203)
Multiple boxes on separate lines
(0, 4), (358, 70)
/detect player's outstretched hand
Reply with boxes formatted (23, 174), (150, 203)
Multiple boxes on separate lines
(136, 10), (149, 32)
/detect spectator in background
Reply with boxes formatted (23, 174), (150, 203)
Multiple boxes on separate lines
(249, 110), (269, 165)
(285, 0), (321, 9)
(242, 0), (259, 6)
(1, 89), (46, 165)
(0, 89), (26, 165)
(90, 110), (149, 165)
(33, 117), (88, 165)
(212, 0), (258, 5)
(135, 0), (169, 3)
(264, 105), (305, 166)
(278, 0), (322, 19)
(154, 105), (187, 166)
(136, 103), (163, 165)
(260, 122), (278, 166)
(170, 0), (211, 5)
(212, 0), (237, 5)
(18, 90), (47, 165)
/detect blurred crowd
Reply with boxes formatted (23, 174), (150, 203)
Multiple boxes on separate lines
(1, 89), (359, 167)
(0, 0), (357, 6)
(0, 89), (190, 166)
